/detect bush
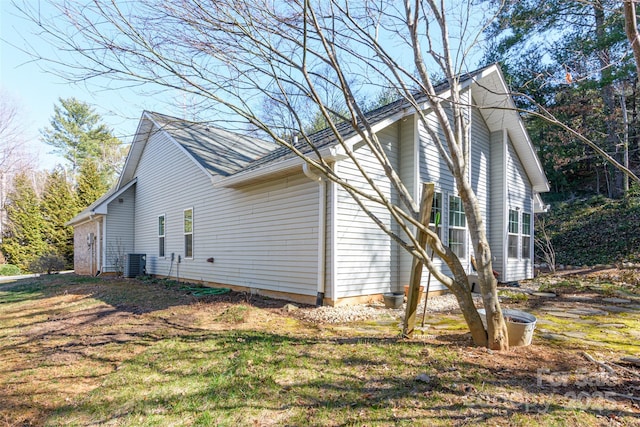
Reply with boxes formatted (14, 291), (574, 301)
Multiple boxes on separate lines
(29, 254), (66, 275)
(0, 264), (22, 276)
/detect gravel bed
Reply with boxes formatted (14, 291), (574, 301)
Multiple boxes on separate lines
(294, 292), (483, 324)
(294, 279), (544, 325)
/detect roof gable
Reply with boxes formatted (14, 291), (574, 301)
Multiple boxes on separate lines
(117, 111), (278, 188)
(221, 64), (549, 192)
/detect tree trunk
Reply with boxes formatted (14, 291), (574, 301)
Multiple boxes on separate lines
(443, 250), (488, 347)
(458, 178), (509, 350)
(595, 1), (623, 198)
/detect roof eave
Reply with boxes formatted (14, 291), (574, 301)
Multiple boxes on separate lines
(216, 146), (347, 187)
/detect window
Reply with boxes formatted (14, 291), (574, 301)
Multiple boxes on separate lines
(508, 209), (519, 258)
(184, 208), (193, 258)
(158, 215), (165, 257)
(522, 212), (531, 259)
(430, 192), (443, 237)
(448, 195), (466, 258)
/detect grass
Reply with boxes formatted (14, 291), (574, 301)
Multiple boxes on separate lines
(1, 274), (639, 426)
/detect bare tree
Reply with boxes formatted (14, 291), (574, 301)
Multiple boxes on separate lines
(15, 0), (525, 348)
(0, 90), (37, 243)
(0, 90), (33, 176)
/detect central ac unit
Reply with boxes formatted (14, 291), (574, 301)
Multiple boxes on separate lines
(126, 254), (146, 278)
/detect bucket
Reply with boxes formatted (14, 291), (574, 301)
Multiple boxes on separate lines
(383, 292), (404, 309)
(477, 308), (536, 347)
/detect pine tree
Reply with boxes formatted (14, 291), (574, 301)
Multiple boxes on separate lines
(41, 97), (126, 186)
(76, 158), (109, 208)
(485, 0), (635, 197)
(40, 168), (79, 268)
(1, 172), (48, 270)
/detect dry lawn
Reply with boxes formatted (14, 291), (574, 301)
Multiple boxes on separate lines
(0, 272), (639, 426)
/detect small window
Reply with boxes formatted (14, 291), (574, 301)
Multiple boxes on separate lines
(448, 195), (466, 258)
(158, 215), (165, 258)
(522, 212), (531, 259)
(508, 209), (519, 258)
(184, 208), (193, 258)
(430, 192), (443, 237)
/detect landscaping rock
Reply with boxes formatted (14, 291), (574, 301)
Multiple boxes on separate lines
(542, 311), (581, 319)
(601, 297), (631, 304)
(531, 292), (557, 298)
(567, 308), (609, 316)
(599, 323), (627, 329)
(540, 333), (568, 341)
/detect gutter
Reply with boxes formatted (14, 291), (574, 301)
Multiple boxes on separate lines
(302, 163), (327, 306)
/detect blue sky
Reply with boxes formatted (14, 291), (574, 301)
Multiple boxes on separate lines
(0, 1), (167, 170)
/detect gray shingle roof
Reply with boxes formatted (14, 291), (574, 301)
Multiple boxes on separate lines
(148, 65), (491, 178)
(146, 112), (279, 177)
(238, 68), (488, 173)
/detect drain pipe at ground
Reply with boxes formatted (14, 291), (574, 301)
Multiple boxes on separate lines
(303, 163), (327, 306)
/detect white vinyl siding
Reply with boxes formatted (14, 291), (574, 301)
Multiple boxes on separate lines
(133, 128), (319, 296)
(470, 106), (491, 225)
(103, 186), (135, 273)
(504, 136), (534, 280)
(410, 110), (456, 289)
(489, 130), (506, 278)
(334, 123), (400, 297)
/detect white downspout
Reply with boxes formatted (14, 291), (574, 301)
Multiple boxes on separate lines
(302, 163), (327, 306)
(102, 217), (107, 274)
(502, 128), (509, 280)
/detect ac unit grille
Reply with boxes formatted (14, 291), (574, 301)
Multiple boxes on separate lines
(126, 254), (146, 278)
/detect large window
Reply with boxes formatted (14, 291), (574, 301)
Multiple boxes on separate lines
(184, 208), (193, 258)
(158, 214), (165, 257)
(448, 195), (466, 258)
(522, 212), (532, 259)
(508, 209), (519, 258)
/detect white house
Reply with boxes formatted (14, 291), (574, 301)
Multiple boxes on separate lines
(68, 64), (549, 306)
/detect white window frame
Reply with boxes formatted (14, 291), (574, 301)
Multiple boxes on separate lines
(521, 212), (532, 259)
(158, 214), (166, 258)
(184, 208), (193, 259)
(448, 195), (467, 259)
(430, 191), (443, 237)
(508, 209), (519, 259)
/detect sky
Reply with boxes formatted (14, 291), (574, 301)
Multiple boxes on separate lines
(0, 1), (167, 170)
(1, 1), (489, 172)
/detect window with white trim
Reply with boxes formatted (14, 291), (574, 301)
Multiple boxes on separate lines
(448, 195), (466, 258)
(158, 214), (165, 258)
(521, 212), (532, 259)
(508, 209), (519, 258)
(184, 208), (193, 258)
(430, 192), (443, 237)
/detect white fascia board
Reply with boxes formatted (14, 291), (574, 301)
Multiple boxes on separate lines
(117, 113), (152, 189)
(534, 193), (550, 213)
(335, 108), (413, 154)
(66, 214), (105, 228)
(473, 67), (550, 194)
(93, 178), (138, 215)
(216, 146), (346, 187)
